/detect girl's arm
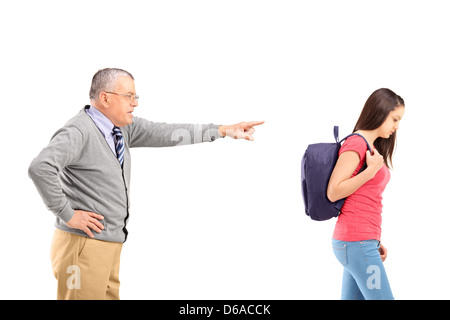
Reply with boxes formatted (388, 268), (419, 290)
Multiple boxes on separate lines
(327, 149), (384, 202)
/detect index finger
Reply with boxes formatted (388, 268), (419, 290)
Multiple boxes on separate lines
(87, 211), (104, 220)
(243, 121), (265, 128)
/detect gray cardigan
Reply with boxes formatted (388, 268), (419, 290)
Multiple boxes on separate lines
(29, 106), (221, 243)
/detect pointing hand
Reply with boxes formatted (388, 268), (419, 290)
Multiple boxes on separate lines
(219, 121), (265, 141)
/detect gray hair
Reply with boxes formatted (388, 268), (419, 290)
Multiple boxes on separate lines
(89, 68), (134, 100)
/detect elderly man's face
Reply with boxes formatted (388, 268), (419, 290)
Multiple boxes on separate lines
(104, 76), (138, 127)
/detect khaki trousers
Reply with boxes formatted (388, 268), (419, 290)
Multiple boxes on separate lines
(50, 229), (123, 300)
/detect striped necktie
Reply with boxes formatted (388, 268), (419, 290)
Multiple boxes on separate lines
(112, 126), (124, 167)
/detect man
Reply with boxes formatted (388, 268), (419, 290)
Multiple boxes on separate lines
(28, 68), (264, 300)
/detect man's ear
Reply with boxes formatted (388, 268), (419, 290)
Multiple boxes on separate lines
(98, 92), (109, 108)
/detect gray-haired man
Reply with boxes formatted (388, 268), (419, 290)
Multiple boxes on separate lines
(28, 68), (264, 300)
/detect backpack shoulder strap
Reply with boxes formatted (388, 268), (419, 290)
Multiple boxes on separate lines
(335, 127), (373, 175)
(339, 132), (372, 153)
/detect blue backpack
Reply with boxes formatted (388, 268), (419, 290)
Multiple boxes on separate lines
(301, 126), (371, 221)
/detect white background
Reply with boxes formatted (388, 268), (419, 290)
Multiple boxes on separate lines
(1, 0), (449, 300)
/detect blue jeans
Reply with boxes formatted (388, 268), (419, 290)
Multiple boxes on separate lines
(332, 238), (394, 300)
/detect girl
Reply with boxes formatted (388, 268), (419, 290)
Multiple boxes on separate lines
(327, 88), (405, 300)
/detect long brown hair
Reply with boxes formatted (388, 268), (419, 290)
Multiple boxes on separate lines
(353, 88), (405, 169)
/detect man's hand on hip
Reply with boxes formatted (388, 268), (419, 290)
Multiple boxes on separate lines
(66, 210), (105, 238)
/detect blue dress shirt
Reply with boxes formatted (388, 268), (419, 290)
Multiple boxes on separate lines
(85, 105), (116, 156)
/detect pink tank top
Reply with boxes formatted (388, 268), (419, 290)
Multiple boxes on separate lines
(333, 135), (390, 241)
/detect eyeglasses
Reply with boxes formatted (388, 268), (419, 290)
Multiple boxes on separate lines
(105, 91), (139, 102)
